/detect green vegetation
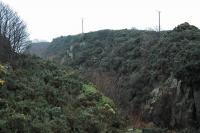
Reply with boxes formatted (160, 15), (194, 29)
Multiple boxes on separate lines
(27, 22), (200, 131)
(0, 2), (126, 132)
(0, 65), (6, 86)
(0, 55), (125, 133)
(25, 42), (50, 58)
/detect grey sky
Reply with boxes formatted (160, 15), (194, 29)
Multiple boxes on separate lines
(1, 0), (200, 41)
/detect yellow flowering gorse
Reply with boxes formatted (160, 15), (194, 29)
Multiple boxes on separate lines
(0, 64), (6, 75)
(0, 64), (6, 87)
(0, 79), (5, 86)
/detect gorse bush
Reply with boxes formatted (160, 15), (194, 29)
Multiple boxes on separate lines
(26, 23), (200, 130)
(0, 56), (125, 133)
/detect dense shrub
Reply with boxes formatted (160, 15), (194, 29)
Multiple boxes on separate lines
(0, 56), (125, 133)
(27, 23), (200, 130)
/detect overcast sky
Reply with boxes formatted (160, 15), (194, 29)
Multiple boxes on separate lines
(1, 0), (200, 41)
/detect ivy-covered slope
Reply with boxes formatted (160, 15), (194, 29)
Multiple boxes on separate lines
(0, 55), (125, 133)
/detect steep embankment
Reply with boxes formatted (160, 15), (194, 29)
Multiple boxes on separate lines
(0, 55), (125, 133)
(27, 23), (200, 132)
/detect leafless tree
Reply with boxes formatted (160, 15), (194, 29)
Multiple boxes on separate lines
(0, 2), (29, 54)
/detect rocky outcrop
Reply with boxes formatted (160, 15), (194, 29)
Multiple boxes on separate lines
(143, 73), (199, 129)
(25, 23), (200, 130)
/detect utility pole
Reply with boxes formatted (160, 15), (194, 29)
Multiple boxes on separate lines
(158, 11), (161, 32)
(81, 18), (85, 43)
(82, 18), (84, 35)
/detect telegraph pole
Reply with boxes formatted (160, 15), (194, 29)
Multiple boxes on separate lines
(158, 11), (161, 32)
(82, 18), (84, 35)
(81, 18), (85, 43)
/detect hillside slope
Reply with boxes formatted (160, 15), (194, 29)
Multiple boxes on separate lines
(0, 55), (125, 133)
(27, 22), (200, 131)
(25, 42), (50, 58)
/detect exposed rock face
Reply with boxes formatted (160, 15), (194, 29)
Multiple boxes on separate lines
(26, 22), (200, 130)
(143, 73), (199, 129)
(171, 84), (195, 128)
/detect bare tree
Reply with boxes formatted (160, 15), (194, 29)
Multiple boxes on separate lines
(0, 2), (29, 54)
